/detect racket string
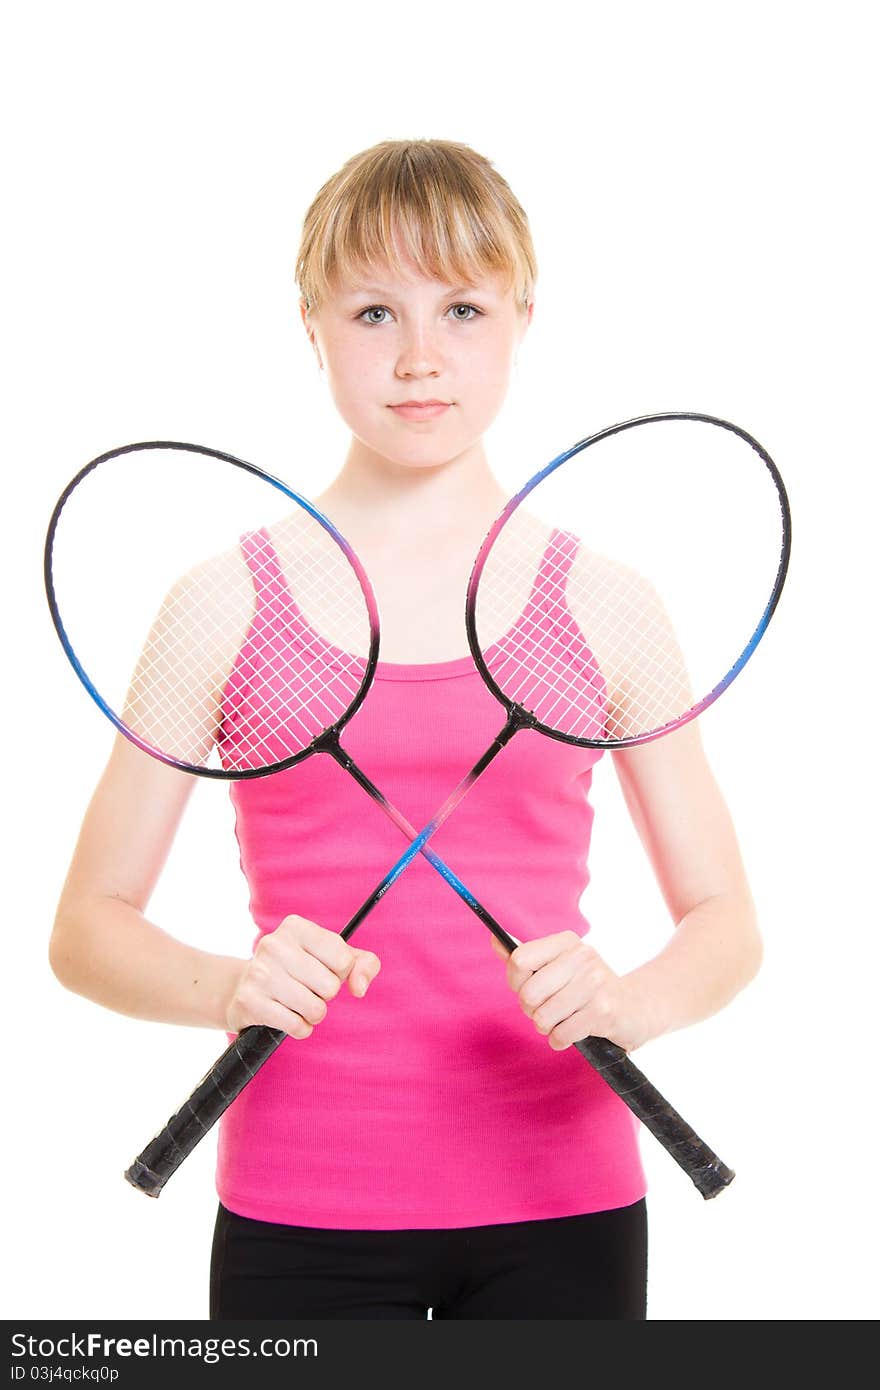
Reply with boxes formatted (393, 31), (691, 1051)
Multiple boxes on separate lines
(221, 534), (369, 771)
(124, 524), (371, 771)
(477, 536), (694, 740)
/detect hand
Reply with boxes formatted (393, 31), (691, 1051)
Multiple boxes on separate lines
(489, 929), (651, 1053)
(225, 914), (381, 1038)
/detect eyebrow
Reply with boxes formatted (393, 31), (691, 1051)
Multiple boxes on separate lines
(343, 282), (488, 299)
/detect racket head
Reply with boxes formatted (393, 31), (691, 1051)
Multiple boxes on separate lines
(45, 441), (380, 778)
(466, 412), (791, 749)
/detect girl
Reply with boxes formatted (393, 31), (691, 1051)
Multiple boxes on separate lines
(49, 139), (762, 1320)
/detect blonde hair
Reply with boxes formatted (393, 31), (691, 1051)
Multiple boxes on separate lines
(295, 139), (537, 315)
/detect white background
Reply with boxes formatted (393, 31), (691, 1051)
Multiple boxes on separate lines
(3, 0), (877, 1322)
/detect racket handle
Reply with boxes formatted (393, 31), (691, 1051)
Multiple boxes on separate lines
(125, 1028), (733, 1199)
(575, 1036), (734, 1198)
(124, 1025), (285, 1196)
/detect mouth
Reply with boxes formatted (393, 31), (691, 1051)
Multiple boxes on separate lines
(388, 401), (452, 421)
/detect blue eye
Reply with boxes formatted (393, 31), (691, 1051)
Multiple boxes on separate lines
(356, 303), (483, 325)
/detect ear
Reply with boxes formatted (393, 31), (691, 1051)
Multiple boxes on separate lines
(299, 298), (323, 369)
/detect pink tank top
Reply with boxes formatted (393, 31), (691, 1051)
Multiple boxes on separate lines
(214, 527), (647, 1229)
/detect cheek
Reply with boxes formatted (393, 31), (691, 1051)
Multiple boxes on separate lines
(461, 342), (516, 410)
(327, 350), (384, 412)
(474, 325), (517, 374)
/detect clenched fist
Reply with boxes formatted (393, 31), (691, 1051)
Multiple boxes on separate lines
(225, 914), (381, 1038)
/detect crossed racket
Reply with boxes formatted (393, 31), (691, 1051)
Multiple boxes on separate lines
(45, 412), (790, 1201)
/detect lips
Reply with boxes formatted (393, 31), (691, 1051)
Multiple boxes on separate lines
(389, 401), (451, 420)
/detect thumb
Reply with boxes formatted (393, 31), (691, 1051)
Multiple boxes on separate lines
(349, 950), (381, 996)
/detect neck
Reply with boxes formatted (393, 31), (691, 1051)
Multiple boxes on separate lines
(315, 436), (507, 545)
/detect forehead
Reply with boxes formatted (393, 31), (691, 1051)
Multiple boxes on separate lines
(332, 258), (511, 300)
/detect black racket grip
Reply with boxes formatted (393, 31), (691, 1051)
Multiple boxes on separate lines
(124, 1025), (285, 1196)
(125, 1027), (733, 1199)
(576, 1035), (734, 1198)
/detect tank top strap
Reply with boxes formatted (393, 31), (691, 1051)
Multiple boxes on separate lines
(524, 527), (581, 613)
(240, 527), (293, 610)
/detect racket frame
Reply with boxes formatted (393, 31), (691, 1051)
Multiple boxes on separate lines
(44, 439), (380, 779)
(466, 410), (792, 749)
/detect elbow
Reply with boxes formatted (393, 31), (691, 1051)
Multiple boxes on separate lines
(48, 920), (72, 990)
(48, 908), (85, 993)
(738, 906), (764, 992)
(745, 934), (763, 989)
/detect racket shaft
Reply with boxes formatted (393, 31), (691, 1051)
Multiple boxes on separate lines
(321, 736), (516, 942)
(341, 718), (521, 933)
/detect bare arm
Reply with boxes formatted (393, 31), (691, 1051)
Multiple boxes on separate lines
(492, 720), (762, 1053)
(49, 735), (245, 1030)
(609, 719), (762, 1043)
(49, 734), (381, 1036)
(493, 544), (764, 1051)
(49, 555), (380, 1038)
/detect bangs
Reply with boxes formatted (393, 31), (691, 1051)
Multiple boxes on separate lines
(297, 141), (536, 312)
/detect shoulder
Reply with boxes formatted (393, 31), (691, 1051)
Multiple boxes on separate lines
(157, 542), (256, 660)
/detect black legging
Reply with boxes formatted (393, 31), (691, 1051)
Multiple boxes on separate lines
(210, 1198), (647, 1319)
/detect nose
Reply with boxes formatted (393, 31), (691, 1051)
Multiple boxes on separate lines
(394, 320), (443, 380)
